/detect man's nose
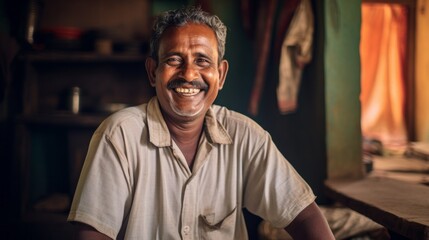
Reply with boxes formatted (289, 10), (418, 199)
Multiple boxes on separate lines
(180, 62), (198, 81)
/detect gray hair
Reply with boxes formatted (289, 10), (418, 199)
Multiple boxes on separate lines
(149, 6), (227, 63)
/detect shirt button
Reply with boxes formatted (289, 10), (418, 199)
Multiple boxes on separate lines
(183, 226), (190, 234)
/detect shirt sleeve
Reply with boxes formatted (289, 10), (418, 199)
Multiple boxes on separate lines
(243, 131), (316, 228)
(67, 124), (133, 239)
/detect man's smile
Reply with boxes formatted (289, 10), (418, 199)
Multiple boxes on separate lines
(167, 79), (209, 97)
(174, 87), (201, 96)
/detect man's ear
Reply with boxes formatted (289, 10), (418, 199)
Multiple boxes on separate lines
(145, 57), (157, 87)
(218, 59), (229, 90)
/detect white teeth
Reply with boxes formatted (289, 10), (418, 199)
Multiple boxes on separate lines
(175, 88), (201, 95)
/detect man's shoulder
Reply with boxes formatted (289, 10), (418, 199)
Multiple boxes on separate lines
(106, 104), (147, 123)
(96, 104), (148, 135)
(211, 104), (266, 135)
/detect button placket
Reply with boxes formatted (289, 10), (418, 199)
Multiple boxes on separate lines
(171, 144), (192, 176)
(181, 179), (197, 240)
(182, 225), (191, 235)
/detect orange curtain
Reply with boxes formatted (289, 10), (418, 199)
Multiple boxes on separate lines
(360, 3), (408, 146)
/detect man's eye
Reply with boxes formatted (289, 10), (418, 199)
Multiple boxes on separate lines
(196, 58), (211, 67)
(166, 57), (182, 66)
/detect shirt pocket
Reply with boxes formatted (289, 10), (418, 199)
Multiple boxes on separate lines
(199, 207), (237, 240)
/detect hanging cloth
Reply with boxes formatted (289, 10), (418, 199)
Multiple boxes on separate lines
(246, 0), (310, 116)
(247, 0), (278, 116)
(277, 0), (314, 114)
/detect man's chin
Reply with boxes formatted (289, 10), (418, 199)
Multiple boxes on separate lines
(173, 109), (202, 118)
(170, 103), (205, 119)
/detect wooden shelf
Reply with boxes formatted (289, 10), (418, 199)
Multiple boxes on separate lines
(9, 1), (153, 238)
(16, 113), (108, 128)
(19, 51), (147, 63)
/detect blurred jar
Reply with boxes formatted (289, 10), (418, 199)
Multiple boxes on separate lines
(69, 86), (80, 114)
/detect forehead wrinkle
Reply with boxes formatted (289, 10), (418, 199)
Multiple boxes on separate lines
(158, 24), (218, 60)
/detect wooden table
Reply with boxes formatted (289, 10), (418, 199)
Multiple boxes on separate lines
(325, 176), (429, 239)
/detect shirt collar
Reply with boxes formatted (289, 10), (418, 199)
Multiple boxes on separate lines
(147, 97), (232, 147)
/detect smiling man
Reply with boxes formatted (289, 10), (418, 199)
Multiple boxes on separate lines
(68, 6), (334, 240)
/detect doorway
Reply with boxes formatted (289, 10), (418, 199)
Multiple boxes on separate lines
(360, 0), (416, 151)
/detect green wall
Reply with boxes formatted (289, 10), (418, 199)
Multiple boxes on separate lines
(211, 1), (254, 114)
(324, 0), (363, 179)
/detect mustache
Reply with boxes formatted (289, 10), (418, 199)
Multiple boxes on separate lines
(167, 79), (208, 90)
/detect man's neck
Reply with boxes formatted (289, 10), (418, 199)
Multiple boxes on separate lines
(163, 113), (205, 169)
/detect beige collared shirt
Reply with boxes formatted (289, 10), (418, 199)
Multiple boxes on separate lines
(68, 97), (315, 240)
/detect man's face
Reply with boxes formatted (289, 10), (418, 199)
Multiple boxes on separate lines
(146, 23), (228, 122)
